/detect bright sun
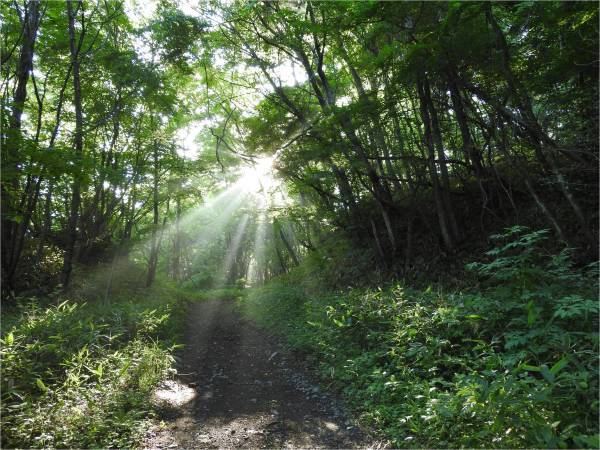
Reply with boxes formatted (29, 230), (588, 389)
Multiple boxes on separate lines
(237, 156), (276, 194)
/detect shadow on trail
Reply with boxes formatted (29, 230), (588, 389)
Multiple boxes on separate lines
(144, 299), (372, 449)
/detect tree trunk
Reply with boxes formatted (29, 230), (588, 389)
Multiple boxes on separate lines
(447, 74), (484, 178)
(276, 220), (299, 267)
(485, 3), (591, 241)
(2, 0), (41, 293)
(273, 224), (287, 275)
(370, 218), (388, 269)
(404, 215), (414, 273)
(337, 38), (402, 194)
(61, 0), (84, 290)
(146, 136), (160, 287)
(494, 119), (566, 241)
(417, 75), (454, 251)
(423, 76), (460, 242)
(172, 195), (182, 281)
(35, 180), (53, 265)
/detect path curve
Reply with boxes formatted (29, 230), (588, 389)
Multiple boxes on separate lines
(144, 299), (374, 449)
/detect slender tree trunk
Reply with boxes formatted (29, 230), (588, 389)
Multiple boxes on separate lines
(337, 39), (401, 194)
(370, 218), (387, 269)
(242, 29), (400, 258)
(6, 175), (42, 284)
(35, 180), (53, 265)
(524, 179), (566, 242)
(2, 0), (41, 293)
(447, 75), (484, 178)
(417, 75), (454, 251)
(494, 120), (566, 241)
(61, 0), (84, 289)
(146, 139), (160, 287)
(380, 207), (397, 253)
(172, 195), (182, 281)
(276, 220), (299, 267)
(485, 3), (591, 241)
(404, 215), (414, 273)
(273, 225), (287, 275)
(423, 76), (460, 242)
(6, 72), (48, 284)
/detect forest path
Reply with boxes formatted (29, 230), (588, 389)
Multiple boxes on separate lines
(143, 299), (372, 449)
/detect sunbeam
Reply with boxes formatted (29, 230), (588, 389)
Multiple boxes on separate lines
(97, 154), (288, 298)
(248, 211), (268, 285)
(216, 213), (250, 287)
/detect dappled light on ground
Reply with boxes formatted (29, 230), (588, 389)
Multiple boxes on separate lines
(143, 300), (372, 449)
(153, 380), (197, 408)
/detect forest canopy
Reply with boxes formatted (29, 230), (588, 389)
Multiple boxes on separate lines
(1, 0), (597, 295)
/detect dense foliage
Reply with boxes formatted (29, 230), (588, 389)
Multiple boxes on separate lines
(1, 266), (191, 448)
(242, 228), (599, 448)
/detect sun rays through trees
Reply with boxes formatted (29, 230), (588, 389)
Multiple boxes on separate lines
(1, 0), (598, 448)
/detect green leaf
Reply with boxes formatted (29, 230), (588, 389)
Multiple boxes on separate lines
(332, 317), (345, 327)
(573, 434), (600, 449)
(550, 357), (569, 375)
(540, 365), (555, 383)
(35, 378), (48, 393)
(118, 360), (132, 378)
(465, 314), (484, 320)
(5, 332), (14, 346)
(526, 300), (537, 327)
(87, 363), (104, 378)
(520, 363), (540, 372)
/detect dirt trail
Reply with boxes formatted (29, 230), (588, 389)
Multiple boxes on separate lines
(144, 299), (374, 449)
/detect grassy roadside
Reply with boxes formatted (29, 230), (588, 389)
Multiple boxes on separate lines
(1, 264), (194, 449)
(240, 227), (599, 448)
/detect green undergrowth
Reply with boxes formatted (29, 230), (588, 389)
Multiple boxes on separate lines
(241, 227), (599, 448)
(1, 264), (196, 449)
(189, 286), (246, 302)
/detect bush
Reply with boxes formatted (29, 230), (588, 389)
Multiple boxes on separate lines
(1, 276), (191, 448)
(240, 227), (599, 448)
